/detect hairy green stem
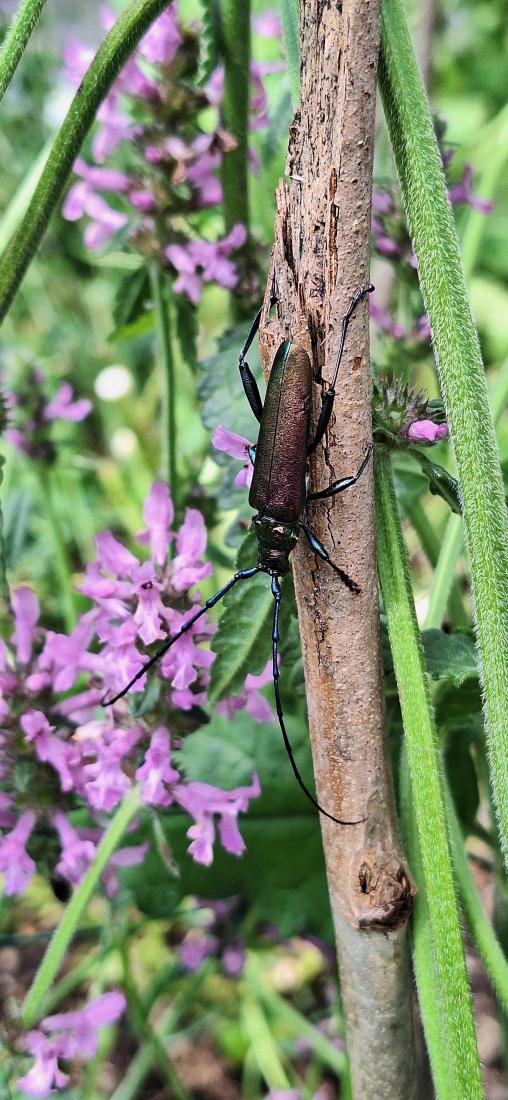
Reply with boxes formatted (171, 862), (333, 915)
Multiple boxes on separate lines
(380, 0), (508, 871)
(35, 468), (77, 632)
(399, 746), (455, 1099)
(221, 0), (250, 237)
(445, 781), (508, 1018)
(0, 0), (47, 104)
(22, 787), (141, 1027)
(375, 448), (482, 1099)
(0, 0), (171, 325)
(150, 264), (177, 496)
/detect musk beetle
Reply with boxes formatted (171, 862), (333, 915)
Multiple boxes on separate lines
(105, 283), (374, 824)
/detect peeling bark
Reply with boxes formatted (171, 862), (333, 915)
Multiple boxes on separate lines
(258, 2), (417, 1096)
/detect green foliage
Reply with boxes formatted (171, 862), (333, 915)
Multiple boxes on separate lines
(422, 629), (477, 685)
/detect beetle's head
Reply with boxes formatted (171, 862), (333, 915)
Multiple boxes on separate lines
(251, 514), (299, 576)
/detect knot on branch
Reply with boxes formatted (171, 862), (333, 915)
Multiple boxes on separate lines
(356, 858), (415, 931)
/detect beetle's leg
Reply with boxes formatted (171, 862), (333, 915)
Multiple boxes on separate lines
(102, 567), (260, 706)
(308, 443), (372, 501)
(271, 574), (363, 824)
(298, 521), (360, 594)
(307, 284), (374, 455)
(239, 279), (278, 423)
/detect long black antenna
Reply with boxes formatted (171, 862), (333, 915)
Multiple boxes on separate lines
(102, 567), (259, 707)
(270, 575), (364, 826)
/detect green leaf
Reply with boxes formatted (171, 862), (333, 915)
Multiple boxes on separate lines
(3, 486), (32, 568)
(276, 0), (300, 108)
(208, 531), (274, 704)
(410, 451), (461, 514)
(111, 265), (150, 332)
(422, 629), (478, 686)
(445, 731), (480, 832)
(199, 326), (261, 442)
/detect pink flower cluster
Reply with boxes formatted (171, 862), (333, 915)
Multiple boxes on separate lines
(0, 482), (270, 905)
(61, 4), (283, 302)
(17, 992), (125, 1096)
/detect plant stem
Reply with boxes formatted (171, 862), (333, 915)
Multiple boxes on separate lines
(403, 496), (467, 627)
(380, 0), (508, 871)
(0, 0), (47, 104)
(150, 263), (177, 496)
(221, 0), (250, 237)
(0, 0), (171, 325)
(375, 447), (483, 1098)
(35, 467), (77, 632)
(241, 996), (291, 1091)
(425, 513), (463, 630)
(21, 786), (141, 1028)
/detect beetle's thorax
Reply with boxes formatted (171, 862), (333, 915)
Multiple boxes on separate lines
(251, 513), (299, 575)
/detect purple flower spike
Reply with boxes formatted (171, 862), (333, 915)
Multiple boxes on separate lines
(21, 711), (74, 792)
(175, 772), (261, 866)
(179, 931), (218, 971)
(140, 6), (182, 64)
(172, 509), (213, 593)
(17, 1033), (70, 1096)
(137, 481), (174, 565)
(406, 419), (448, 443)
(53, 811), (96, 885)
(41, 991), (126, 1059)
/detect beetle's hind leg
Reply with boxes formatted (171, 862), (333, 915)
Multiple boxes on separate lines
(308, 443), (372, 502)
(299, 521), (360, 594)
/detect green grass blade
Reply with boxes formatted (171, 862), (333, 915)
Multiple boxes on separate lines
(379, 0), (508, 874)
(0, 0), (47, 104)
(375, 448), (483, 1100)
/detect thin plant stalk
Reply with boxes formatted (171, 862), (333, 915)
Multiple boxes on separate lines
(404, 496), (467, 627)
(35, 467), (78, 632)
(380, 0), (508, 871)
(150, 264), (177, 496)
(276, 0), (300, 107)
(22, 786), (141, 1028)
(221, 0), (250, 237)
(0, 0), (172, 325)
(375, 447), (483, 1099)
(0, 0), (47, 104)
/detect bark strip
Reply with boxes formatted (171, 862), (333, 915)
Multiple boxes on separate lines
(258, 2), (417, 1096)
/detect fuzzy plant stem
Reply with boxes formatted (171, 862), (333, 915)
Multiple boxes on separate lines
(375, 447), (483, 1099)
(221, 0), (250, 238)
(379, 0), (508, 872)
(150, 263), (177, 496)
(0, 0), (172, 326)
(21, 786), (141, 1028)
(0, 0), (47, 104)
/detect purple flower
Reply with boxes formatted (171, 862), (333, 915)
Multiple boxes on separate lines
(0, 810), (37, 895)
(43, 382), (92, 422)
(53, 811), (96, 885)
(166, 224), (247, 303)
(171, 509), (213, 592)
(369, 297), (406, 341)
(136, 726), (179, 806)
(140, 6), (182, 64)
(216, 661), (274, 723)
(18, 991), (126, 1094)
(11, 586), (39, 664)
(406, 418), (448, 443)
(253, 10), (283, 38)
(174, 773), (261, 866)
(179, 931), (218, 970)
(137, 480), (174, 565)
(212, 423), (254, 488)
(222, 943), (246, 976)
(448, 163), (494, 214)
(21, 711), (74, 792)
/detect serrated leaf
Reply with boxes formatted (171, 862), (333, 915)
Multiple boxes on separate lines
(422, 629), (478, 686)
(208, 532), (273, 704)
(111, 265), (150, 331)
(197, 0), (223, 84)
(410, 450), (461, 514)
